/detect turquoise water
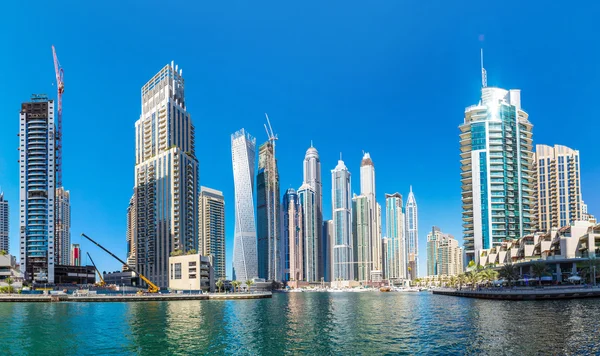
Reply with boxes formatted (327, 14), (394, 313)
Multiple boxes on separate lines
(1, 292), (599, 355)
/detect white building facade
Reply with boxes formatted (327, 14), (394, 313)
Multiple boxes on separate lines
(199, 187), (226, 280)
(231, 129), (258, 282)
(55, 187), (70, 265)
(133, 62), (199, 288)
(386, 193), (406, 281)
(303, 145), (324, 280)
(405, 187), (418, 279)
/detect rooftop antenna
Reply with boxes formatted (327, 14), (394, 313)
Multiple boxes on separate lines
(480, 48), (487, 88)
(340, 152), (343, 161)
(310, 140), (313, 148)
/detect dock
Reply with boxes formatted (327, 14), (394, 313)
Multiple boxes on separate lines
(0, 292), (272, 303)
(433, 287), (600, 301)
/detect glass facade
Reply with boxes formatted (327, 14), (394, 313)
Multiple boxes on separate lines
(331, 160), (353, 281)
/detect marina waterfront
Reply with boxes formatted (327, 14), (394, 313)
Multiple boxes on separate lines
(1, 292), (599, 355)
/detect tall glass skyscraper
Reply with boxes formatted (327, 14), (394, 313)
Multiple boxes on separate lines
(535, 144), (583, 231)
(133, 62), (199, 288)
(405, 186), (418, 279)
(331, 159), (353, 281)
(460, 87), (535, 264)
(385, 193), (405, 281)
(19, 96), (57, 283)
(231, 129), (258, 282)
(323, 219), (333, 282)
(283, 188), (303, 282)
(199, 186), (226, 280)
(256, 141), (281, 281)
(0, 192), (8, 253)
(352, 194), (371, 282)
(298, 183), (318, 282)
(303, 144), (323, 280)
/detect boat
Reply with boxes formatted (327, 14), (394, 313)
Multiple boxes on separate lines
(379, 286), (392, 292)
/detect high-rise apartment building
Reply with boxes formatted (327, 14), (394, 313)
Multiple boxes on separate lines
(256, 142), (281, 281)
(231, 129), (258, 282)
(132, 62), (199, 288)
(360, 152), (382, 281)
(283, 188), (303, 281)
(427, 226), (463, 277)
(386, 193), (405, 281)
(352, 194), (371, 282)
(382, 237), (389, 279)
(19, 96), (57, 283)
(405, 187), (419, 279)
(126, 194), (136, 269)
(460, 87), (535, 264)
(55, 187), (70, 265)
(535, 144), (583, 231)
(332, 159), (353, 281)
(0, 192), (8, 253)
(199, 187), (226, 280)
(298, 184), (318, 282)
(323, 219), (333, 282)
(303, 144), (324, 280)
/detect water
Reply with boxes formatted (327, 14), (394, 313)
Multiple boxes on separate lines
(1, 292), (599, 355)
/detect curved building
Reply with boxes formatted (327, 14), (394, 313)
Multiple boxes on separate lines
(231, 129), (258, 282)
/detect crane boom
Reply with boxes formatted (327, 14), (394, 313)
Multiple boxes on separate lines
(80, 233), (159, 293)
(86, 252), (105, 286)
(52, 45), (64, 187)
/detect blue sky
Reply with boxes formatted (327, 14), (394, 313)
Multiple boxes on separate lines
(0, 1), (598, 277)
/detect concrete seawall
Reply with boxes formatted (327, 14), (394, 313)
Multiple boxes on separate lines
(0, 292), (272, 303)
(433, 288), (600, 301)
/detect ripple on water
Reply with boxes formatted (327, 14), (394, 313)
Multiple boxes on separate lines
(1, 294), (600, 355)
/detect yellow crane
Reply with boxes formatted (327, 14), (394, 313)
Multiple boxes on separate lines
(87, 252), (106, 287)
(81, 233), (159, 293)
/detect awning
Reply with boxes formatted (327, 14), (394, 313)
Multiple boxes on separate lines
(568, 275), (582, 281)
(540, 276), (553, 281)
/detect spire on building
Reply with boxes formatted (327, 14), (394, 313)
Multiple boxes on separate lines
(480, 48), (487, 88)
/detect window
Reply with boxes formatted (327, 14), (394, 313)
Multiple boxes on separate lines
(174, 263), (182, 279)
(189, 261), (196, 267)
(189, 274), (196, 279)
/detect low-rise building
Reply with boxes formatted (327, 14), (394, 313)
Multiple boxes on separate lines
(0, 253), (19, 282)
(103, 271), (137, 286)
(168, 254), (214, 292)
(53, 265), (96, 285)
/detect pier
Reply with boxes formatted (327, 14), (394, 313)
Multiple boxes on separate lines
(433, 287), (600, 301)
(0, 292), (272, 303)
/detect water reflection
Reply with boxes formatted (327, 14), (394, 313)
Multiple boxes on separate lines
(1, 293), (600, 355)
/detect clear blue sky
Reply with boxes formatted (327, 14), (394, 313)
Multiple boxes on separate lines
(0, 1), (598, 277)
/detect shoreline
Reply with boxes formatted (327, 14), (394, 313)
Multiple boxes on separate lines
(0, 292), (272, 303)
(433, 287), (600, 301)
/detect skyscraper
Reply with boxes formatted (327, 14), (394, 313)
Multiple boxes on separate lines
(71, 244), (81, 266)
(133, 62), (199, 288)
(460, 87), (535, 264)
(332, 159), (353, 281)
(352, 194), (371, 282)
(199, 187), (226, 280)
(405, 186), (418, 279)
(256, 141), (281, 281)
(0, 192), (8, 253)
(298, 184), (318, 282)
(283, 188), (303, 281)
(535, 144), (583, 231)
(55, 187), (70, 265)
(303, 144), (323, 280)
(385, 193), (405, 281)
(20, 95), (57, 283)
(126, 194), (136, 269)
(360, 152), (382, 281)
(427, 226), (463, 277)
(323, 219), (333, 282)
(231, 129), (258, 282)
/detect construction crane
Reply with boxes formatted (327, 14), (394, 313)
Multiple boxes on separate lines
(52, 45), (64, 187)
(80, 233), (159, 293)
(86, 252), (106, 287)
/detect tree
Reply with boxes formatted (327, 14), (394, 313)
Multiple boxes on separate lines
(498, 264), (519, 286)
(0, 250), (7, 256)
(170, 250), (183, 257)
(531, 262), (550, 286)
(448, 276), (457, 288)
(232, 280), (240, 293)
(466, 271), (480, 290)
(478, 269), (498, 287)
(215, 279), (224, 293)
(245, 279), (254, 292)
(186, 249), (197, 255)
(580, 259), (600, 285)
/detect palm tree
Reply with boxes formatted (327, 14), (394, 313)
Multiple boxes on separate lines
(0, 250), (7, 256)
(232, 280), (241, 293)
(498, 263), (519, 287)
(580, 259), (600, 285)
(215, 279), (224, 293)
(466, 271), (480, 290)
(245, 279), (254, 292)
(457, 274), (466, 290)
(449, 276), (457, 288)
(478, 269), (498, 287)
(531, 262), (550, 286)
(4, 277), (13, 294)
